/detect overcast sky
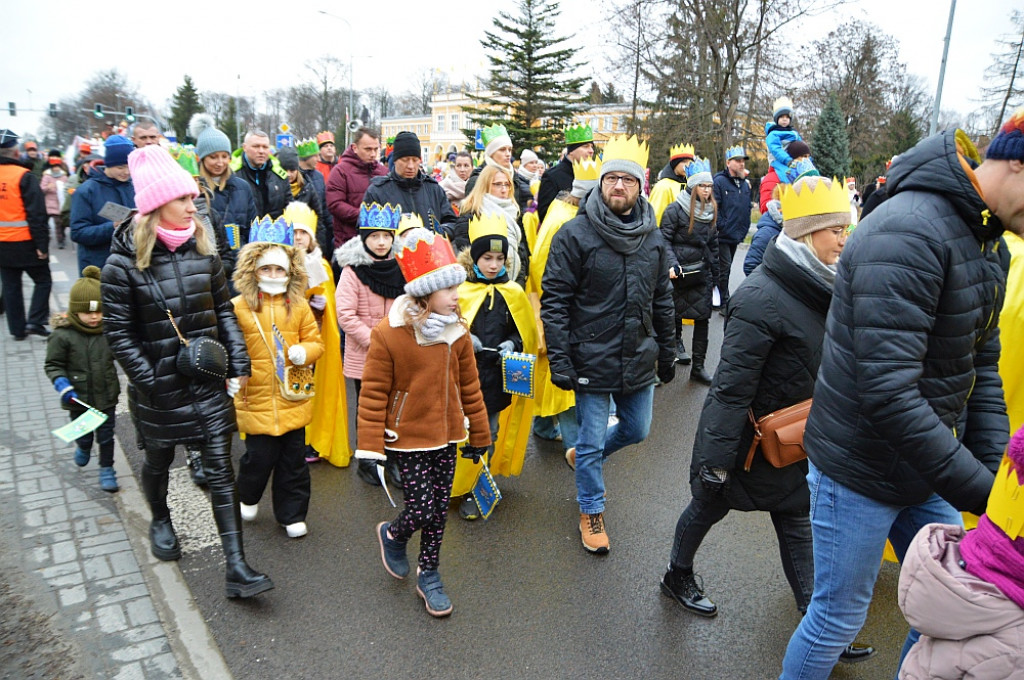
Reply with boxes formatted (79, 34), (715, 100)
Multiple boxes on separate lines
(3, 0), (1018, 140)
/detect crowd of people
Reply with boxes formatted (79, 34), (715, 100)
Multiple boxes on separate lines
(2, 95), (1024, 678)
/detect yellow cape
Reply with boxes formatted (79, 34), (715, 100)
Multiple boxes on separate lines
(451, 278), (539, 496)
(526, 199), (577, 417)
(305, 259), (352, 467)
(648, 177), (684, 226)
(523, 210), (540, 254)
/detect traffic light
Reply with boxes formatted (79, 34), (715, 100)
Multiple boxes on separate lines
(48, 103), (57, 118)
(124, 106), (135, 123)
(7, 102), (15, 117)
(94, 103), (103, 119)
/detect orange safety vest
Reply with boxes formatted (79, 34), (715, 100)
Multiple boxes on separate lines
(0, 164), (31, 242)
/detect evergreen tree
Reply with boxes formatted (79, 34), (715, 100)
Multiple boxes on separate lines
(812, 93), (851, 180)
(219, 96), (240, 151)
(462, 0), (587, 159)
(170, 75), (205, 144)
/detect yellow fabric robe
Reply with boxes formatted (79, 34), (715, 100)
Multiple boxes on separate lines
(306, 258), (352, 467)
(648, 177), (684, 226)
(450, 278), (539, 497)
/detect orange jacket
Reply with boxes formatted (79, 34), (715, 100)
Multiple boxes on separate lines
(0, 163), (31, 242)
(356, 296), (491, 455)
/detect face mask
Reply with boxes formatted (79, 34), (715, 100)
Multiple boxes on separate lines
(257, 275), (289, 295)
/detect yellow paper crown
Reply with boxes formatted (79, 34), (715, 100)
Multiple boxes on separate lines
(467, 212), (507, 244)
(572, 157), (602, 181)
(602, 134), (649, 169)
(282, 202), (317, 235)
(669, 143), (695, 160)
(987, 454), (1024, 541)
(779, 177), (849, 221)
(397, 213), (424, 237)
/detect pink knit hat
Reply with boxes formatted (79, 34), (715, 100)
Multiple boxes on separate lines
(128, 145), (199, 216)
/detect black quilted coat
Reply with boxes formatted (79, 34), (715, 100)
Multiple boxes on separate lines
(101, 222), (250, 449)
(689, 239), (830, 511)
(805, 130), (1009, 512)
(661, 194), (720, 323)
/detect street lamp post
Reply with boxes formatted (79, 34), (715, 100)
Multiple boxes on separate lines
(318, 9), (356, 146)
(930, 0), (957, 136)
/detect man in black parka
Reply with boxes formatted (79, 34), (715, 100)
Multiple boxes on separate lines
(780, 120), (1024, 678)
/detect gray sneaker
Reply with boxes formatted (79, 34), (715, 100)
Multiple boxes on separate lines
(376, 522), (409, 579)
(416, 568), (453, 617)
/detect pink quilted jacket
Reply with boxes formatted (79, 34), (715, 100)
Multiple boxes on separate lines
(334, 255), (395, 380)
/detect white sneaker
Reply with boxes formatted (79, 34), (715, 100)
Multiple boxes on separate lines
(240, 503), (258, 521)
(284, 522), (308, 538)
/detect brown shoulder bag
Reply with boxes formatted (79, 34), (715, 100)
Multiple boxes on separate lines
(743, 399), (813, 472)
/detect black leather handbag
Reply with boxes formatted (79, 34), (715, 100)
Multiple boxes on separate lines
(145, 272), (228, 382)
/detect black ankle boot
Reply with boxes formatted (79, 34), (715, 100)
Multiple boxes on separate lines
(186, 445), (208, 488)
(357, 458), (383, 486)
(689, 362), (713, 385)
(660, 566), (717, 617)
(149, 517), (181, 561)
(675, 337), (691, 365)
(221, 530), (275, 598)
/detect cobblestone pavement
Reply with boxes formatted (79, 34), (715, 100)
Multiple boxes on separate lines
(0, 249), (217, 679)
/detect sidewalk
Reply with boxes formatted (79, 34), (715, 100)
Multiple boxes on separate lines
(0, 249), (228, 679)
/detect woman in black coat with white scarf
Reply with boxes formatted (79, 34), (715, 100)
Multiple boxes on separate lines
(659, 175), (872, 661)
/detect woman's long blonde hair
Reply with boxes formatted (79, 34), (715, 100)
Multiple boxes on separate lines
(133, 206), (216, 271)
(198, 156), (233, 192)
(688, 185), (718, 235)
(459, 164), (518, 217)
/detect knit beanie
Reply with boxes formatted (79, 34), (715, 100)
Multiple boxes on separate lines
(773, 96), (794, 124)
(786, 140), (811, 159)
(396, 227), (466, 297)
(189, 113), (231, 161)
(520, 148), (539, 166)
(986, 108), (1024, 161)
(781, 176), (849, 239)
(128, 145), (200, 216)
(470, 230), (509, 263)
(103, 135), (133, 168)
(392, 131), (421, 160)
(277, 146), (299, 171)
(68, 265), (102, 313)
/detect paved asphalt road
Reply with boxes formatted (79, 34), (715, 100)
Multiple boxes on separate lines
(109, 250), (910, 680)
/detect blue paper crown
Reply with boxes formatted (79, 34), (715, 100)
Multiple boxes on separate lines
(725, 145), (747, 160)
(786, 158), (820, 184)
(684, 156), (712, 179)
(249, 215), (294, 246)
(358, 202), (402, 232)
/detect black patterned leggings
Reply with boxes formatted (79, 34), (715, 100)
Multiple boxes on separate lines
(387, 444), (457, 571)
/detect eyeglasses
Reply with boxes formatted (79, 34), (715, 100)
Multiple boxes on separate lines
(491, 182), (512, 189)
(601, 174), (638, 188)
(825, 227), (851, 238)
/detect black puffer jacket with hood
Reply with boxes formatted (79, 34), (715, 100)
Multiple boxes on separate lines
(101, 220), (249, 449)
(805, 130), (1009, 512)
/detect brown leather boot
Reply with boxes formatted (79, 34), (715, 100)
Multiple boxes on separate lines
(579, 512), (610, 554)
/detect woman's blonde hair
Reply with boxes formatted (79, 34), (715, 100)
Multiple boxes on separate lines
(459, 165), (518, 217)
(199, 155), (233, 192)
(133, 205), (216, 270)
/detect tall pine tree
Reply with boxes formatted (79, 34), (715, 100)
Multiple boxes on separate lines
(462, 0), (586, 159)
(812, 93), (851, 180)
(170, 75), (205, 144)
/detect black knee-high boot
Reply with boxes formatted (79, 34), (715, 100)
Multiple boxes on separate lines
(203, 435), (274, 598)
(689, 320), (713, 385)
(675, 321), (691, 365)
(141, 448), (181, 561)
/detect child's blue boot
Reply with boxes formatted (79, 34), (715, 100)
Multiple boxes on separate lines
(99, 467), (119, 492)
(74, 448), (90, 467)
(416, 568), (453, 618)
(376, 522), (409, 579)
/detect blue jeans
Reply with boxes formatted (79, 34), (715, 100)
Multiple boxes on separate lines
(573, 386), (654, 514)
(779, 462), (963, 680)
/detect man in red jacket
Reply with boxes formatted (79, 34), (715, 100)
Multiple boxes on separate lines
(326, 128), (386, 248)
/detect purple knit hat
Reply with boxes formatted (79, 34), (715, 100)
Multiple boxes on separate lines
(128, 145), (199, 216)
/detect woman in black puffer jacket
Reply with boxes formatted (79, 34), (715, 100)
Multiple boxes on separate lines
(660, 176), (872, 665)
(102, 145), (272, 599)
(660, 163), (719, 384)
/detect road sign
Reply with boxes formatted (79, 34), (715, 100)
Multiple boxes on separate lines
(278, 123), (291, 134)
(474, 129), (484, 150)
(276, 134), (295, 149)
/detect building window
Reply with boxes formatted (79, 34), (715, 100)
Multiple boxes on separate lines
(436, 115), (445, 132)
(451, 114), (459, 132)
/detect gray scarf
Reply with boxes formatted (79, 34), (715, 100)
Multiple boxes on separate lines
(774, 231), (836, 288)
(585, 187), (657, 255)
(418, 312), (460, 340)
(482, 194), (523, 280)
(676, 187), (715, 223)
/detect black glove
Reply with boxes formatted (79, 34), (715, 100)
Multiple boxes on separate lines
(699, 465), (729, 494)
(550, 369), (577, 392)
(461, 445), (488, 464)
(658, 361), (676, 385)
